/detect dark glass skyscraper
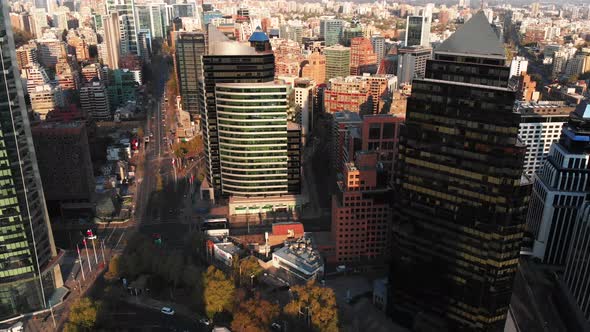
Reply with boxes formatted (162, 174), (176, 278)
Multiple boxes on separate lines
(390, 12), (531, 331)
(175, 31), (206, 116)
(0, 3), (61, 319)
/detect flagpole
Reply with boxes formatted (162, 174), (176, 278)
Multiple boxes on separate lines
(100, 239), (106, 264)
(91, 238), (98, 264)
(77, 244), (85, 281)
(84, 239), (92, 272)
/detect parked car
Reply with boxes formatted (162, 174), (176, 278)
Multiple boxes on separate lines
(160, 307), (175, 315)
(199, 318), (211, 325)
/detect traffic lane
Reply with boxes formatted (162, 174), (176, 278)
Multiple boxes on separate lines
(102, 301), (205, 331)
(139, 222), (190, 249)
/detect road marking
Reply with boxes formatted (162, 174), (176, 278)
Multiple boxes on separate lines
(106, 226), (117, 243)
(114, 230), (126, 250)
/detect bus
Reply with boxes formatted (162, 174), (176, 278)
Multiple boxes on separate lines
(202, 217), (229, 237)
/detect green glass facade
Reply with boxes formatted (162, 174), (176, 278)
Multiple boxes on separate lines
(0, 3), (60, 319)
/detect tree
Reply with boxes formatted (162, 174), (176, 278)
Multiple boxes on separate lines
(231, 296), (280, 332)
(66, 297), (99, 331)
(137, 127), (144, 138)
(284, 281), (338, 332)
(203, 266), (235, 318)
(156, 174), (164, 191)
(238, 256), (263, 287)
(12, 28), (33, 48)
(105, 255), (121, 279)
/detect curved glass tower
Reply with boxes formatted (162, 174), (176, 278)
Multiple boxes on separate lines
(0, 3), (61, 319)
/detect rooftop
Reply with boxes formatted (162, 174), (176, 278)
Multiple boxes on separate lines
(249, 27), (269, 43)
(273, 235), (323, 275)
(435, 11), (505, 59)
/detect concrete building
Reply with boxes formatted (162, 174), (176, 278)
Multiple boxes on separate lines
(332, 152), (392, 262)
(135, 3), (166, 40)
(517, 101), (573, 176)
(102, 12), (121, 69)
(325, 45), (350, 81)
(37, 38), (65, 68)
(0, 4), (62, 319)
(15, 43), (38, 70)
(526, 102), (590, 267)
(350, 37), (377, 76)
(272, 236), (324, 282)
(55, 58), (80, 92)
(371, 35), (386, 68)
(80, 82), (111, 121)
(106, 0), (141, 57)
(396, 46), (432, 85)
(510, 56), (529, 78)
(24, 62), (51, 94)
(324, 76), (372, 114)
(293, 78), (315, 146)
(301, 51), (326, 84)
(81, 63), (101, 83)
(361, 114), (403, 180)
(31, 121), (94, 214)
(405, 14), (431, 47)
(332, 111), (362, 172)
(29, 84), (64, 120)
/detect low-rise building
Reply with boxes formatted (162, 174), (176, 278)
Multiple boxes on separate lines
(272, 235), (324, 282)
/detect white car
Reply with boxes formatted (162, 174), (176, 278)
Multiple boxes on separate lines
(160, 307), (175, 315)
(199, 318), (211, 325)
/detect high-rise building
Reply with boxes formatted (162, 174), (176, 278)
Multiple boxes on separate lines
(350, 37), (378, 76)
(390, 12), (530, 330)
(324, 76), (372, 114)
(201, 26), (275, 191)
(216, 82), (297, 196)
(332, 151), (392, 263)
(396, 46), (432, 85)
(405, 14), (431, 47)
(564, 200), (590, 323)
(0, 4), (62, 319)
(24, 62), (51, 94)
(102, 12), (121, 69)
(320, 18), (344, 47)
(106, 0), (140, 57)
(135, 3), (166, 40)
(55, 58), (80, 93)
(294, 78), (315, 146)
(509, 56), (529, 79)
(32, 8), (48, 38)
(80, 81), (111, 121)
(36, 38), (66, 68)
(81, 63), (101, 83)
(29, 84), (64, 120)
(32, 121), (94, 214)
(371, 35), (386, 68)
(362, 114), (403, 179)
(301, 51), (326, 84)
(325, 44), (350, 81)
(175, 31), (206, 116)
(332, 111), (362, 172)
(15, 43), (38, 70)
(526, 101), (590, 267)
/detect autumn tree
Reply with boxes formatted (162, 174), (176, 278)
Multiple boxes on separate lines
(284, 281), (338, 332)
(238, 256), (263, 287)
(65, 297), (99, 331)
(203, 266), (235, 318)
(231, 296), (280, 332)
(105, 255), (121, 279)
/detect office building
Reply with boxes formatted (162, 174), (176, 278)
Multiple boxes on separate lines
(325, 44), (350, 81)
(271, 236), (324, 282)
(564, 201), (590, 323)
(24, 62), (51, 94)
(365, 75), (393, 114)
(350, 37), (378, 76)
(517, 101), (573, 176)
(405, 14), (431, 47)
(332, 151), (392, 263)
(215, 82), (296, 196)
(509, 71), (539, 102)
(104, 68), (138, 110)
(55, 58), (80, 93)
(201, 26), (275, 192)
(32, 8), (48, 38)
(332, 111), (362, 172)
(135, 3), (166, 40)
(175, 31), (206, 116)
(324, 76), (372, 114)
(106, 0), (141, 57)
(341, 24), (363, 47)
(102, 12), (120, 69)
(320, 18), (344, 47)
(301, 51), (326, 84)
(396, 46), (432, 85)
(526, 101), (590, 267)
(32, 121), (94, 214)
(510, 56), (529, 78)
(361, 114), (403, 180)
(0, 4), (62, 319)
(80, 81), (111, 121)
(372, 35), (386, 68)
(81, 63), (101, 83)
(294, 78), (315, 146)
(390, 12), (530, 330)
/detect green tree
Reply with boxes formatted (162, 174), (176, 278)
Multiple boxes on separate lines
(203, 266), (235, 318)
(284, 281), (338, 332)
(238, 256), (263, 287)
(66, 297), (99, 331)
(231, 296), (280, 332)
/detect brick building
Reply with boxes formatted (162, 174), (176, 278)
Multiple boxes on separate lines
(350, 37), (377, 76)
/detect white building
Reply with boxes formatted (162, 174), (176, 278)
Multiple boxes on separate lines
(526, 102), (590, 266)
(517, 101), (573, 176)
(213, 241), (240, 267)
(271, 235), (324, 282)
(510, 56), (529, 78)
(293, 78), (315, 146)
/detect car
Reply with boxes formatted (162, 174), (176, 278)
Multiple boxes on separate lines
(160, 307), (175, 315)
(271, 322), (281, 330)
(199, 318), (211, 325)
